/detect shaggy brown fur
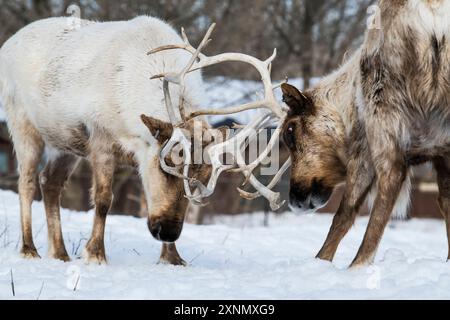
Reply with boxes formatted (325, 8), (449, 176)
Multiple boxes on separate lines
(282, 0), (450, 267)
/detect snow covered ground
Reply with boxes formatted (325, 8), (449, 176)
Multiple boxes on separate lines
(0, 190), (449, 300)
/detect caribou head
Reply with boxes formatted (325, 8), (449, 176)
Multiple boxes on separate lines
(281, 84), (347, 213)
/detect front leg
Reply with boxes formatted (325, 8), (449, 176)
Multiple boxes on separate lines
(350, 157), (407, 268)
(352, 47), (410, 267)
(83, 153), (115, 265)
(40, 153), (78, 262)
(433, 156), (450, 261)
(158, 243), (187, 266)
(317, 152), (374, 262)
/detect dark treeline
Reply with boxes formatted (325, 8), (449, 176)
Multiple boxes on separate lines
(0, 0), (373, 86)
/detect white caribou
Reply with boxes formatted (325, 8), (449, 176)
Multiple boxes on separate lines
(0, 16), (289, 265)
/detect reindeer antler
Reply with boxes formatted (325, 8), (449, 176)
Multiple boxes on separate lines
(148, 23), (291, 210)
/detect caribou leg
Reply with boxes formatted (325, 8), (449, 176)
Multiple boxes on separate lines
(11, 117), (45, 259)
(39, 153), (78, 262)
(350, 158), (406, 268)
(317, 155), (374, 262)
(83, 153), (115, 264)
(433, 156), (450, 261)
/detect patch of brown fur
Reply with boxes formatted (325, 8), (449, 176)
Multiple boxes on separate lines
(282, 104), (347, 192)
(434, 156), (450, 260)
(141, 115), (174, 145)
(15, 120), (45, 258)
(146, 157), (210, 224)
(39, 153), (78, 261)
(84, 149), (116, 264)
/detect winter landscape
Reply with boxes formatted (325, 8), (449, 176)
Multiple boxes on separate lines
(1, 0), (450, 303)
(0, 189), (449, 300)
(0, 73), (448, 301)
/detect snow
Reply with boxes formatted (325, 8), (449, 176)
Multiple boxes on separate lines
(0, 190), (449, 300)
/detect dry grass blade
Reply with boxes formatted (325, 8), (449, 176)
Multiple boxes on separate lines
(10, 269), (15, 297)
(36, 282), (44, 300)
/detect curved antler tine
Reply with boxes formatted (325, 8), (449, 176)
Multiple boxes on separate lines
(163, 80), (181, 124)
(180, 135), (214, 208)
(237, 157), (292, 201)
(243, 115), (286, 175)
(159, 127), (192, 176)
(198, 161), (234, 200)
(186, 197), (209, 207)
(181, 27), (190, 45)
(189, 113), (269, 193)
(266, 49), (277, 75)
(273, 77), (289, 91)
(231, 115), (287, 211)
(237, 175), (285, 211)
(266, 48), (277, 66)
(148, 44), (188, 55)
(179, 23), (216, 77)
(183, 164), (211, 207)
(184, 179), (210, 207)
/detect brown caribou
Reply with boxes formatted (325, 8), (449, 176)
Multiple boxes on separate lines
(281, 0), (450, 268)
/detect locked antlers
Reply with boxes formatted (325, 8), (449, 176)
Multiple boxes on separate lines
(148, 24), (291, 210)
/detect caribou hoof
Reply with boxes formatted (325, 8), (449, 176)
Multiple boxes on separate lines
(83, 250), (107, 265)
(21, 246), (41, 260)
(315, 250), (334, 263)
(158, 243), (188, 266)
(158, 256), (187, 267)
(51, 251), (71, 262)
(83, 242), (107, 265)
(48, 244), (71, 262)
(349, 260), (371, 270)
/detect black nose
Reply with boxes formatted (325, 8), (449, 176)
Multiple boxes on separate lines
(148, 217), (182, 243)
(290, 181), (332, 211)
(289, 184), (312, 210)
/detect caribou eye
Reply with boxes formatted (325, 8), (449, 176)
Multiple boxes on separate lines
(284, 123), (296, 150)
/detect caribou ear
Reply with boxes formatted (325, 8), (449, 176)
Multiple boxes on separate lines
(141, 115), (174, 144)
(281, 83), (313, 116)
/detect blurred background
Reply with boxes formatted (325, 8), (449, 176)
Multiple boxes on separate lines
(0, 0), (441, 224)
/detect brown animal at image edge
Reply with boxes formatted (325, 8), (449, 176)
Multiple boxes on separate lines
(281, 0), (450, 267)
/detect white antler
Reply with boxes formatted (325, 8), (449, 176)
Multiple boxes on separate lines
(148, 23), (291, 209)
(149, 24), (287, 120)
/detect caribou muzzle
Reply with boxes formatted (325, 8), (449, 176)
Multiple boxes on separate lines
(289, 181), (333, 213)
(148, 217), (183, 243)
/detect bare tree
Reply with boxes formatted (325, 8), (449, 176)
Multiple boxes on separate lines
(269, 0), (372, 87)
(0, 0), (372, 83)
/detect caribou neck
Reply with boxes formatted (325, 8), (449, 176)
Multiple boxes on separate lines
(307, 49), (363, 166)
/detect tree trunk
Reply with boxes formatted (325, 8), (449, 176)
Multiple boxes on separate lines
(301, 1), (314, 89)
